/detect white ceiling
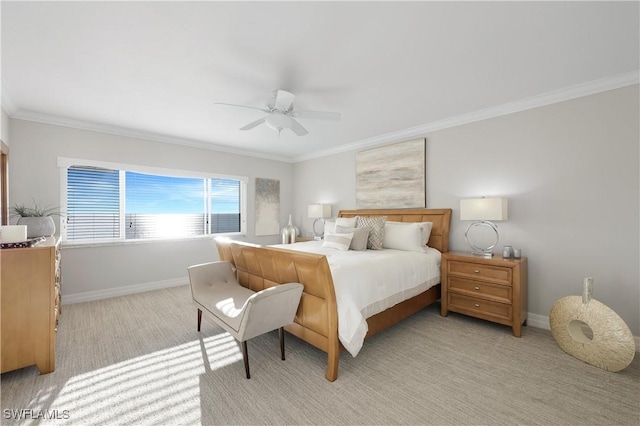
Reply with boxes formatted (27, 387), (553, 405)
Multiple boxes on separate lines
(2, 1), (639, 162)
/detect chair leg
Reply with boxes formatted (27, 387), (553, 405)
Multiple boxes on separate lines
(242, 341), (250, 379)
(279, 327), (285, 360)
(197, 308), (202, 332)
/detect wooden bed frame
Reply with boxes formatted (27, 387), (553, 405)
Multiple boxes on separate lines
(215, 208), (452, 381)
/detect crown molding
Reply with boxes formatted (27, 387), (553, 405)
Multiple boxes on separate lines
(10, 110), (294, 163)
(293, 70), (640, 162)
(5, 70), (638, 164)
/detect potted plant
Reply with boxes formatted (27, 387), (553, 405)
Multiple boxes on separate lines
(10, 202), (60, 238)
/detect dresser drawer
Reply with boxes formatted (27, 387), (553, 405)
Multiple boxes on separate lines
(448, 277), (512, 304)
(448, 261), (512, 285)
(448, 293), (512, 322)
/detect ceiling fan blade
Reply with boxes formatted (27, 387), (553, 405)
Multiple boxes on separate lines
(240, 117), (267, 131)
(215, 103), (268, 113)
(272, 90), (296, 112)
(289, 118), (309, 136)
(293, 110), (341, 121)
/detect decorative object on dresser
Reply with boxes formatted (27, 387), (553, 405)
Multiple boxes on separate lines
(356, 138), (426, 209)
(308, 204), (331, 240)
(441, 251), (527, 337)
(10, 202), (60, 238)
(0, 224), (27, 243)
(281, 214), (297, 244)
(459, 197), (508, 257)
(549, 278), (635, 372)
(1, 237), (62, 374)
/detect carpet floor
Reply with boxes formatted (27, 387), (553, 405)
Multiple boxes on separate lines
(1, 285), (638, 425)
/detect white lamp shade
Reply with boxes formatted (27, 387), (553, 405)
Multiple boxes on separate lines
(460, 198), (508, 221)
(308, 204), (332, 218)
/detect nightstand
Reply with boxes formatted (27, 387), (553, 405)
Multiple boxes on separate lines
(441, 251), (528, 337)
(294, 237), (314, 242)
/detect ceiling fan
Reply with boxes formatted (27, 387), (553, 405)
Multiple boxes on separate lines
(215, 89), (341, 136)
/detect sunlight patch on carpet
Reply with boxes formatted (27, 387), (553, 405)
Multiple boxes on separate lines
(46, 333), (241, 425)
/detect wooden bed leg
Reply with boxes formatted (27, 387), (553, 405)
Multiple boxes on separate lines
(326, 347), (339, 382)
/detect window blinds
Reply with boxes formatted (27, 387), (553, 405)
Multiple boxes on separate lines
(66, 167), (242, 242)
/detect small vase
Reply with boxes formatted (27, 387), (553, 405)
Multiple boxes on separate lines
(281, 215), (297, 244)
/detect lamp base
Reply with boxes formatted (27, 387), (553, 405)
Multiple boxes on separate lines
(312, 218), (325, 240)
(471, 250), (494, 258)
(465, 220), (499, 257)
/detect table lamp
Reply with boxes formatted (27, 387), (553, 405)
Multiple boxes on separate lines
(307, 204), (331, 240)
(460, 197), (508, 257)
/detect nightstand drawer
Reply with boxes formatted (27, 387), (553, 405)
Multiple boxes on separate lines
(449, 293), (512, 322)
(448, 261), (512, 285)
(448, 277), (512, 304)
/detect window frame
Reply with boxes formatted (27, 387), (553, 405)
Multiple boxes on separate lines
(58, 157), (247, 245)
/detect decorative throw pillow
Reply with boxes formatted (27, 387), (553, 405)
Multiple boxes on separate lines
(335, 225), (370, 251)
(321, 232), (353, 251)
(355, 216), (387, 250)
(383, 222), (425, 252)
(324, 220), (336, 234)
(335, 217), (357, 228)
(386, 221), (433, 246)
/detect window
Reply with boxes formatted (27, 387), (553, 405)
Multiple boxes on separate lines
(60, 159), (246, 243)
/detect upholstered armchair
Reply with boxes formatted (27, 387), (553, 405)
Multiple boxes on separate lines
(188, 261), (303, 378)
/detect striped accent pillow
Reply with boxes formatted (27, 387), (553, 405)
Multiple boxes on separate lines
(321, 232), (354, 251)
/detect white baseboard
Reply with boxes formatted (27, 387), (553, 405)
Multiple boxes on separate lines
(526, 312), (550, 330)
(62, 277), (188, 305)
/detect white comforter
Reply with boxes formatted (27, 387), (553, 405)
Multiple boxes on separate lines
(272, 241), (441, 357)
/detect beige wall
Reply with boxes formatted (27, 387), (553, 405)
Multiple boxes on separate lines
(294, 85), (640, 335)
(8, 120), (294, 301)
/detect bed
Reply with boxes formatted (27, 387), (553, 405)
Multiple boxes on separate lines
(215, 208), (452, 381)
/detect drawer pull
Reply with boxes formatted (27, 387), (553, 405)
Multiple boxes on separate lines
(474, 269), (480, 273)
(474, 303), (480, 307)
(474, 286), (480, 290)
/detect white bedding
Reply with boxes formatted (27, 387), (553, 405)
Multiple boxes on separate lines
(271, 240), (441, 357)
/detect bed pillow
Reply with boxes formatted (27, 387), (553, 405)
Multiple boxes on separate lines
(323, 220), (336, 234)
(355, 216), (387, 250)
(323, 217), (355, 235)
(321, 232), (353, 251)
(383, 222), (425, 252)
(335, 225), (370, 251)
(386, 221), (433, 246)
(336, 217), (357, 228)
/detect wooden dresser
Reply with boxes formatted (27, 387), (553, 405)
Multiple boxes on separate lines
(440, 251), (528, 337)
(1, 237), (61, 374)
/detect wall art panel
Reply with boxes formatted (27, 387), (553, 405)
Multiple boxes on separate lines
(255, 177), (280, 236)
(356, 138), (426, 208)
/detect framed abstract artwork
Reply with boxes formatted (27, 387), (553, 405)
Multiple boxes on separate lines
(254, 178), (280, 236)
(356, 138), (426, 209)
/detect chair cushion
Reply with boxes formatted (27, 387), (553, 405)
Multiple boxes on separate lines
(199, 280), (256, 333)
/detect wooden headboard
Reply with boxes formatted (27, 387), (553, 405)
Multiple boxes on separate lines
(338, 208), (452, 253)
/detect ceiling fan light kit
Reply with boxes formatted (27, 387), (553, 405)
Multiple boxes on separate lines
(216, 89), (340, 136)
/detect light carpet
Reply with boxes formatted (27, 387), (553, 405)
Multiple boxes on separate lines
(1, 285), (638, 425)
